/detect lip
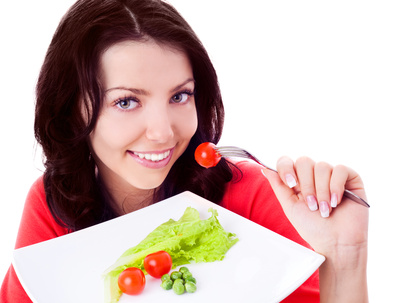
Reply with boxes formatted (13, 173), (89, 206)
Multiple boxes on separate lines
(128, 148), (174, 169)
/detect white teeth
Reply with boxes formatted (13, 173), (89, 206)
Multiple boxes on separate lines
(134, 150), (170, 162)
(151, 154), (158, 161)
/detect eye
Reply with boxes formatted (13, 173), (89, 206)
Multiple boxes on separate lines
(171, 91), (194, 104)
(115, 97), (139, 110)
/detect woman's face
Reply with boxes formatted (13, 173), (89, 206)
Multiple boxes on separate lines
(90, 40), (197, 198)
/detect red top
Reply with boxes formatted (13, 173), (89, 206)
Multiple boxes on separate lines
(0, 160), (319, 302)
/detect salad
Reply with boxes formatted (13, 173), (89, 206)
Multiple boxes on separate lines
(103, 207), (238, 303)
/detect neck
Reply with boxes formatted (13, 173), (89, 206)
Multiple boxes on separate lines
(96, 169), (155, 216)
(115, 189), (155, 215)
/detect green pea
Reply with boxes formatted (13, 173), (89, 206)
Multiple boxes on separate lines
(161, 279), (173, 290)
(172, 280), (185, 295)
(159, 268), (197, 294)
(179, 266), (189, 274)
(185, 281), (197, 293)
(170, 271), (182, 281)
(174, 278), (185, 285)
(182, 271), (193, 280)
(184, 276), (196, 284)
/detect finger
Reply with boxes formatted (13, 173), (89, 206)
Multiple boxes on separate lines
(294, 156), (318, 211)
(329, 164), (349, 207)
(314, 161), (333, 218)
(276, 156), (298, 189)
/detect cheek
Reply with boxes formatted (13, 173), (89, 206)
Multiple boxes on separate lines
(89, 114), (143, 155)
(174, 104), (198, 139)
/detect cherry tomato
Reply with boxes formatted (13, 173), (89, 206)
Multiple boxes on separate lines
(118, 267), (146, 295)
(194, 142), (221, 168)
(143, 251), (172, 279)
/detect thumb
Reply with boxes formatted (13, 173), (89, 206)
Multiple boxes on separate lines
(261, 167), (298, 210)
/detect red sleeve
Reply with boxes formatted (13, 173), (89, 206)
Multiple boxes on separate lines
(220, 160), (320, 303)
(0, 176), (68, 303)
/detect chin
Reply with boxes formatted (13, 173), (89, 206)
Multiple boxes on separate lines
(127, 176), (167, 191)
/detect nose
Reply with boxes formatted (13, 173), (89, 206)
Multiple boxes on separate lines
(145, 107), (174, 143)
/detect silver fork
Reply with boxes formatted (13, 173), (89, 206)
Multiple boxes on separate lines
(217, 146), (370, 208)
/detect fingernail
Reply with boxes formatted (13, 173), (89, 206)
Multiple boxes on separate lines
(319, 201), (330, 218)
(330, 193), (338, 208)
(307, 195), (318, 211)
(285, 174), (297, 188)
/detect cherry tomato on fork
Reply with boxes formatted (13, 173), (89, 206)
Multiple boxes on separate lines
(118, 267), (146, 295)
(195, 142), (221, 168)
(143, 251), (173, 278)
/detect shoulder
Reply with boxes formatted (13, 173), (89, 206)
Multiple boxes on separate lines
(229, 159), (267, 180)
(220, 160), (277, 219)
(24, 175), (47, 214)
(220, 160), (302, 239)
(26, 174), (45, 201)
(15, 175), (68, 249)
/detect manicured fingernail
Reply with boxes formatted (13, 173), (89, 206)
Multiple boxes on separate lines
(285, 174), (297, 188)
(319, 201), (330, 218)
(330, 193), (338, 208)
(307, 195), (318, 211)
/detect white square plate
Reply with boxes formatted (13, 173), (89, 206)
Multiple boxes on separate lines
(13, 191), (324, 303)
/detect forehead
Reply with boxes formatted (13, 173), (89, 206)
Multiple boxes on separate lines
(100, 40), (192, 90)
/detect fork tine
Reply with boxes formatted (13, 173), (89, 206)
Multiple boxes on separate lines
(217, 150), (247, 156)
(216, 146), (276, 171)
(216, 146), (243, 151)
(216, 146), (248, 155)
(216, 151), (249, 158)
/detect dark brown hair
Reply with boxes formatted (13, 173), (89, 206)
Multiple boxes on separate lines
(34, 0), (233, 231)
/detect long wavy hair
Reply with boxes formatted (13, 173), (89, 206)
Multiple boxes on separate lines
(34, 0), (233, 231)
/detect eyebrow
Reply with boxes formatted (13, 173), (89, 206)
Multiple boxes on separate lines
(104, 78), (195, 95)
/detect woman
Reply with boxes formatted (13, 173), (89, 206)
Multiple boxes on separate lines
(0, 0), (368, 302)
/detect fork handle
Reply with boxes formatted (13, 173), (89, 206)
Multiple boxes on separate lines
(343, 189), (370, 208)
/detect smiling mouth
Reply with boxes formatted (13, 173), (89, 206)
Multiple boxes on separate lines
(132, 150), (171, 162)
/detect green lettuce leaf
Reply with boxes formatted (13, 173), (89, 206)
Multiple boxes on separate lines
(103, 207), (238, 303)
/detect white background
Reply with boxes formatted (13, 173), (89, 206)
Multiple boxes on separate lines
(0, 0), (394, 301)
